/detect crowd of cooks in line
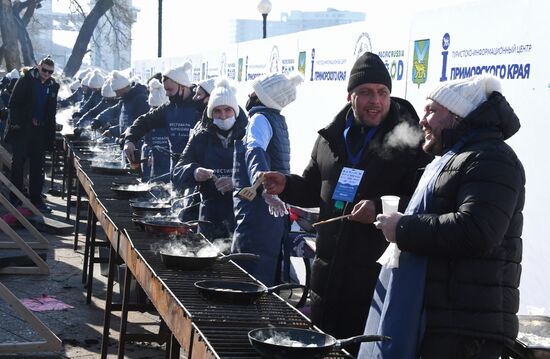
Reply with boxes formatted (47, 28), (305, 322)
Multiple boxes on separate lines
(0, 52), (525, 359)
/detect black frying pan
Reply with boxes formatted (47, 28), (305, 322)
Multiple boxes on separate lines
(129, 200), (172, 215)
(91, 164), (133, 175)
(110, 183), (151, 198)
(194, 280), (306, 305)
(160, 251), (259, 270)
(135, 218), (200, 236)
(248, 327), (390, 359)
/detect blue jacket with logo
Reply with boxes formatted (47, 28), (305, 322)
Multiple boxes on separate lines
(124, 95), (200, 172)
(172, 108), (247, 238)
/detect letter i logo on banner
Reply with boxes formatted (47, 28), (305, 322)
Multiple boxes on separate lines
(440, 33), (451, 82)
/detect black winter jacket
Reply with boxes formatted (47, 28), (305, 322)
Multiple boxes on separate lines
(280, 98), (432, 340)
(396, 92), (525, 345)
(4, 67), (59, 149)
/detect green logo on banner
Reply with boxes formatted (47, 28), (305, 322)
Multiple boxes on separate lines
(238, 58), (243, 82)
(412, 39), (430, 87)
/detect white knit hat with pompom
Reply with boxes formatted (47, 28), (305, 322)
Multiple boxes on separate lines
(87, 69), (105, 89)
(148, 78), (168, 107)
(252, 72), (303, 110)
(427, 75), (503, 118)
(110, 70), (131, 91)
(207, 78), (239, 118)
(101, 80), (116, 98)
(164, 62), (193, 87)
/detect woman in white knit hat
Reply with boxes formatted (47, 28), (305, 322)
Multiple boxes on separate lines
(231, 72), (303, 286)
(172, 78), (248, 239)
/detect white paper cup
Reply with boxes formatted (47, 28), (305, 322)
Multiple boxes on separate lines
(381, 195), (400, 214)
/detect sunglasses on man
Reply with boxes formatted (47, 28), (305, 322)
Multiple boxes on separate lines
(41, 68), (54, 75)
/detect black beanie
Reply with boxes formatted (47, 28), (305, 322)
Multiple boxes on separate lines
(347, 52), (392, 93)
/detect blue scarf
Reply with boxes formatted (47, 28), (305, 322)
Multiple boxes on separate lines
(359, 133), (474, 359)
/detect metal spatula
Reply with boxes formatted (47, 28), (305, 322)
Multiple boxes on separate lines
(236, 173), (264, 201)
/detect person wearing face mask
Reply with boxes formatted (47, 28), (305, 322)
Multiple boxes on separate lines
(192, 77), (216, 115)
(107, 70), (149, 141)
(172, 78), (247, 239)
(123, 62), (201, 182)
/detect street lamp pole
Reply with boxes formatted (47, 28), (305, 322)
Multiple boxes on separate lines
(257, 0), (272, 39)
(158, 0), (163, 57)
(262, 13), (267, 39)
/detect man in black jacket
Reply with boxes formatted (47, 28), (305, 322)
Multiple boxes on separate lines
(371, 75), (524, 358)
(262, 52), (431, 354)
(4, 56), (59, 212)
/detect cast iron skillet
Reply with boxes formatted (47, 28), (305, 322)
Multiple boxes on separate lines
(132, 218), (207, 236)
(160, 251), (259, 270)
(91, 163), (133, 175)
(248, 327), (390, 359)
(129, 200), (172, 215)
(194, 280), (307, 305)
(110, 183), (151, 199)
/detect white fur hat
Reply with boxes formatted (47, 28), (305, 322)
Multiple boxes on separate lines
(252, 72), (303, 110)
(7, 68), (20, 80)
(110, 70), (131, 91)
(87, 70), (104, 89)
(197, 77), (217, 95)
(164, 62), (193, 87)
(207, 78), (239, 118)
(427, 75), (503, 118)
(69, 80), (80, 92)
(148, 78), (168, 107)
(76, 68), (91, 80)
(101, 80), (116, 98)
(81, 71), (93, 87)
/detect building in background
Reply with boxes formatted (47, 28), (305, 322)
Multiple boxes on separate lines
(26, 0), (136, 72)
(89, 0), (137, 70)
(231, 8), (365, 42)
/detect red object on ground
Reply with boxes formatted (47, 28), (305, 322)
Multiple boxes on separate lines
(0, 207), (34, 225)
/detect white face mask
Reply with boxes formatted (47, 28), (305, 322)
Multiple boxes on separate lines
(213, 116), (236, 131)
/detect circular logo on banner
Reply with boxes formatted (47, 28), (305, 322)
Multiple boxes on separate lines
(269, 45), (280, 73)
(442, 33), (451, 50)
(353, 32), (373, 59)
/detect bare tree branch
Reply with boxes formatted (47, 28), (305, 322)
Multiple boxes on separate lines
(64, 0), (114, 77)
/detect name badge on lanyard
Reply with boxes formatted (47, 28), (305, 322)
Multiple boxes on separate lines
(331, 112), (375, 206)
(332, 167), (364, 203)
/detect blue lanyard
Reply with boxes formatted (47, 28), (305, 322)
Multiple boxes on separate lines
(343, 113), (378, 166)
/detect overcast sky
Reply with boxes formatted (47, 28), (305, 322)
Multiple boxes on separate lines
(130, 0), (476, 61)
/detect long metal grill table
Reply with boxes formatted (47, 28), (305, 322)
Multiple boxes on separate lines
(68, 138), (351, 358)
